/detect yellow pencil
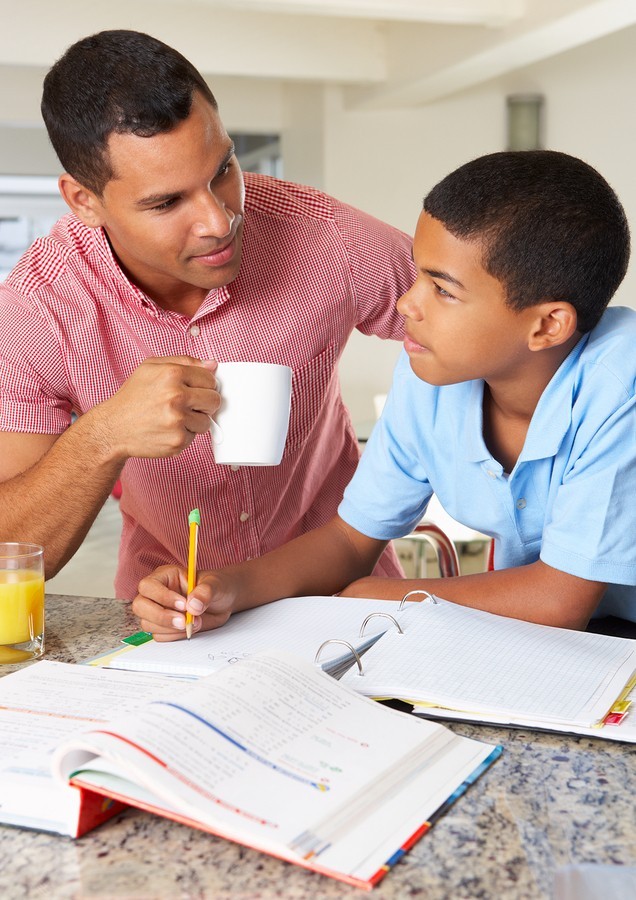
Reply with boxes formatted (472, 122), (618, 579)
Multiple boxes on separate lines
(186, 508), (201, 640)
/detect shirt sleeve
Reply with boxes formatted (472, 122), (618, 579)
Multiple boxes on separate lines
(338, 353), (433, 538)
(332, 200), (414, 340)
(540, 379), (636, 586)
(0, 287), (73, 433)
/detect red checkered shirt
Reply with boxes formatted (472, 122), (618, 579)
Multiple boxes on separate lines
(0, 173), (414, 598)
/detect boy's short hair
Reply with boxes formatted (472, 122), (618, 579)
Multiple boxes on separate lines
(423, 150), (630, 333)
(41, 30), (217, 196)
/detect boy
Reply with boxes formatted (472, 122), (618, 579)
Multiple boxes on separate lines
(133, 151), (636, 638)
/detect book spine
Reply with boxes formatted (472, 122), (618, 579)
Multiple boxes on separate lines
(73, 786), (128, 837)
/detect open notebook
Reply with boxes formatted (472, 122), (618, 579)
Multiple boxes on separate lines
(337, 597), (636, 741)
(97, 595), (421, 679)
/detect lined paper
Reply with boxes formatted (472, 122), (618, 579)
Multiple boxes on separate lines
(339, 599), (636, 728)
(105, 596), (418, 677)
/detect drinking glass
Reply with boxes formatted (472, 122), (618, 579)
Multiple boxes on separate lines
(0, 542), (45, 664)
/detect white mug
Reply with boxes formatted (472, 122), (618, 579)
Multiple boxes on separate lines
(210, 362), (292, 466)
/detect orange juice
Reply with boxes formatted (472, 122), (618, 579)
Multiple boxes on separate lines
(0, 569), (45, 645)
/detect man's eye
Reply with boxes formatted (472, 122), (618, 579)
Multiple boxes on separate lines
(435, 284), (454, 299)
(152, 198), (178, 212)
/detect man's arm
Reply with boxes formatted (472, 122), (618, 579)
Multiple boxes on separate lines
(0, 357), (219, 578)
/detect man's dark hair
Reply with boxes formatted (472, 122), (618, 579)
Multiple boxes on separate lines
(423, 150), (630, 333)
(41, 30), (217, 196)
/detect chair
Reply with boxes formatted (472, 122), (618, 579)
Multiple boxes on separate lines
(400, 495), (492, 579)
(408, 522), (461, 578)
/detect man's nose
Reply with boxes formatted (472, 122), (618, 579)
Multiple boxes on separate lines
(191, 192), (234, 239)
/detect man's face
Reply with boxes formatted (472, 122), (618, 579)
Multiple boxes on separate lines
(88, 92), (245, 312)
(397, 211), (540, 388)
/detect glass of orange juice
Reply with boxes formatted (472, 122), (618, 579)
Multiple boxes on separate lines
(0, 543), (45, 664)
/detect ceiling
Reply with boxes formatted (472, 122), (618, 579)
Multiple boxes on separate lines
(1, 0), (634, 127)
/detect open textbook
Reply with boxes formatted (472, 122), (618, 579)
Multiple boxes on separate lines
(337, 597), (636, 742)
(49, 651), (501, 890)
(0, 661), (182, 835)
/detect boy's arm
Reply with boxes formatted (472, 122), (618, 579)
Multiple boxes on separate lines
(132, 516), (388, 640)
(340, 561), (606, 630)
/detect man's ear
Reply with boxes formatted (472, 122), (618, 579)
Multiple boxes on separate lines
(528, 302), (579, 351)
(58, 174), (105, 228)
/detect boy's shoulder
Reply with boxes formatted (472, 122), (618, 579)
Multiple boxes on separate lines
(592, 304), (636, 336)
(576, 306), (636, 397)
(583, 306), (636, 387)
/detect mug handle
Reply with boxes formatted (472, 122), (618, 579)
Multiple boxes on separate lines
(210, 418), (224, 445)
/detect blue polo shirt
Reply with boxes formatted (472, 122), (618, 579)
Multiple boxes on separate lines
(339, 306), (636, 621)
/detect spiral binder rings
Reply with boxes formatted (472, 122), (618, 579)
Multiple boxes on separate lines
(329, 594), (636, 742)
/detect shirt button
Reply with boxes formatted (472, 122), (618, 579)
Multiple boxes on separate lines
(486, 470), (497, 479)
(189, 324), (200, 336)
(230, 464), (240, 472)
(239, 511), (250, 522)
(516, 498), (527, 510)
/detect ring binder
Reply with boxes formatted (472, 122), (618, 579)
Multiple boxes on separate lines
(399, 590), (438, 611)
(315, 640), (364, 675)
(359, 613), (404, 637)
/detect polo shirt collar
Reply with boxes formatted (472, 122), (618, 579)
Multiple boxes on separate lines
(519, 334), (589, 462)
(462, 334), (590, 466)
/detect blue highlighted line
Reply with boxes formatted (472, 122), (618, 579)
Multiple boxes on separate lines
(151, 701), (329, 792)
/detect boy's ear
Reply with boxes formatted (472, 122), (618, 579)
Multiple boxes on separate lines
(57, 174), (105, 228)
(528, 302), (579, 351)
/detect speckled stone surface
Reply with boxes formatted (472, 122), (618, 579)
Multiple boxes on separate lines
(0, 594), (634, 900)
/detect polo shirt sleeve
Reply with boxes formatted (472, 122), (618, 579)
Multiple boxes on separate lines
(332, 200), (414, 340)
(339, 353), (433, 539)
(540, 373), (636, 586)
(0, 287), (73, 433)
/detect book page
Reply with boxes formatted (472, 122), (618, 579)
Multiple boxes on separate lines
(0, 661), (179, 760)
(0, 661), (180, 834)
(104, 595), (416, 676)
(339, 599), (636, 727)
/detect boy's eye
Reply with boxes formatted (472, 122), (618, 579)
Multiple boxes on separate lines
(434, 283), (455, 300)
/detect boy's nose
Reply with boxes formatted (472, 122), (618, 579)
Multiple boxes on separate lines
(397, 288), (421, 320)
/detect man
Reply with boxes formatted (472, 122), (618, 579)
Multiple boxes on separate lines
(0, 30), (414, 598)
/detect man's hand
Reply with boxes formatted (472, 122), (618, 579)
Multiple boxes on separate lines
(132, 565), (236, 641)
(94, 356), (220, 462)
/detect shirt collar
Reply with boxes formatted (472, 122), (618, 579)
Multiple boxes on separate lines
(518, 334), (589, 462)
(93, 225), (231, 318)
(462, 334), (590, 465)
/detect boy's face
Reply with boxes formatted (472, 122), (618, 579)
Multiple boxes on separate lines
(397, 211), (539, 387)
(79, 92), (245, 312)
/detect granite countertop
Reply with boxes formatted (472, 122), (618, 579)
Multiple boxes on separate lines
(0, 594), (635, 900)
